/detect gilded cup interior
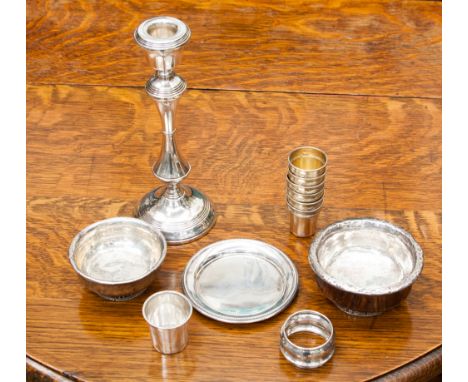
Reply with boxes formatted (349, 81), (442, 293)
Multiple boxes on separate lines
(289, 147), (327, 172)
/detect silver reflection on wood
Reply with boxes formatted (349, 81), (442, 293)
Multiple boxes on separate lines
(134, 16), (216, 245)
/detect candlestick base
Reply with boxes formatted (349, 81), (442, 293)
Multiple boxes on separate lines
(136, 184), (216, 245)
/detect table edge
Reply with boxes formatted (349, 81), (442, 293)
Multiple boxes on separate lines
(26, 346), (442, 382)
(26, 356), (77, 382)
(369, 346), (442, 382)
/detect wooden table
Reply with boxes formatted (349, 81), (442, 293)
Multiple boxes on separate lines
(26, 1), (441, 381)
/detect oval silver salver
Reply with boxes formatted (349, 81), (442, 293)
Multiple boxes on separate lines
(182, 239), (299, 323)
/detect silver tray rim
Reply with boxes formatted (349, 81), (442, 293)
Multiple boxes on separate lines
(182, 238), (299, 324)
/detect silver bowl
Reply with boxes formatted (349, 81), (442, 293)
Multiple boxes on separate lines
(69, 217), (167, 301)
(309, 218), (423, 316)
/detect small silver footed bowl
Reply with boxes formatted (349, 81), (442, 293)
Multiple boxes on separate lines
(309, 218), (423, 316)
(69, 217), (167, 301)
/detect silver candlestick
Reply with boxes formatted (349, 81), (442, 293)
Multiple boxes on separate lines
(134, 16), (216, 245)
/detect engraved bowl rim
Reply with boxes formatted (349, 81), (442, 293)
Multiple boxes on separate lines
(308, 217), (424, 296)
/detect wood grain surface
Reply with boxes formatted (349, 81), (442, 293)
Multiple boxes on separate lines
(27, 0), (441, 379)
(26, 0), (441, 98)
(27, 83), (441, 381)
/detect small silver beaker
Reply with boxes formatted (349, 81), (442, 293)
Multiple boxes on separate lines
(288, 210), (321, 238)
(286, 146), (328, 237)
(142, 290), (193, 354)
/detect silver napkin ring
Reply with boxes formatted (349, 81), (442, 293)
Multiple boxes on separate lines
(280, 310), (335, 369)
